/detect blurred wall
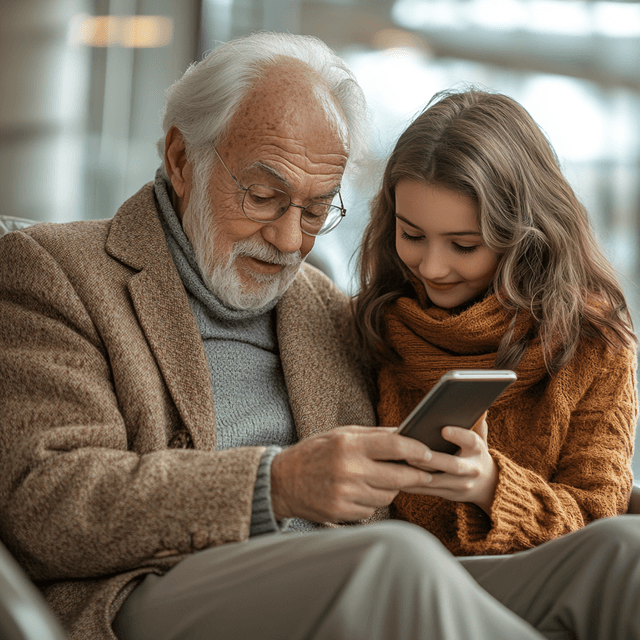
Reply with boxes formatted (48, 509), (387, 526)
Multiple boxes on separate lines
(0, 0), (91, 223)
(0, 0), (200, 223)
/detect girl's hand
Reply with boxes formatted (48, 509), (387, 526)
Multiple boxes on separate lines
(401, 413), (498, 515)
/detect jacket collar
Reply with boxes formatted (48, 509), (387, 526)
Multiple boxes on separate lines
(276, 266), (353, 440)
(105, 183), (218, 450)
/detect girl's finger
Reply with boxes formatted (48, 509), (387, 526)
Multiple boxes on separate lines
(421, 449), (471, 476)
(471, 412), (488, 440)
(442, 426), (480, 450)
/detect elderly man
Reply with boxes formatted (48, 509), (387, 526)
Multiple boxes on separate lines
(1, 31), (640, 640)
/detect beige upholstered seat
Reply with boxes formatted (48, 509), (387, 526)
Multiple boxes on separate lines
(0, 540), (67, 640)
(629, 484), (640, 514)
(0, 215), (40, 236)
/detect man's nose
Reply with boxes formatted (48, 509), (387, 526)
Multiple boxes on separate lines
(262, 205), (304, 254)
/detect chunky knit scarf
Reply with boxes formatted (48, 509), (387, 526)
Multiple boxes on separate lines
(378, 289), (553, 549)
(378, 292), (549, 428)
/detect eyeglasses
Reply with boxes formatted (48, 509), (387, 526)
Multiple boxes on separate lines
(214, 148), (346, 237)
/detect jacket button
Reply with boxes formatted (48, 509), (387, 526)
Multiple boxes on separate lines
(192, 530), (209, 550)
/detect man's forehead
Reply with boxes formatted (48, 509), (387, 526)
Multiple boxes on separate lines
(246, 159), (344, 198)
(223, 61), (349, 150)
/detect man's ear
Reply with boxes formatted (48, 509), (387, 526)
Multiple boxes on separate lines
(164, 126), (193, 205)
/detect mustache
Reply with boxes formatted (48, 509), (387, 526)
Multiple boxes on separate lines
(233, 238), (303, 268)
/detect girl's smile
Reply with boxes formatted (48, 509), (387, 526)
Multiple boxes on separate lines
(424, 279), (460, 292)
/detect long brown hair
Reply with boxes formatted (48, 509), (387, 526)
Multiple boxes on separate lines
(353, 88), (635, 372)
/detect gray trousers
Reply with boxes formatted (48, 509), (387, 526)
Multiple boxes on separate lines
(113, 516), (640, 640)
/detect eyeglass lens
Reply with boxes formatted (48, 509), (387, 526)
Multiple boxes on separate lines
(243, 184), (343, 235)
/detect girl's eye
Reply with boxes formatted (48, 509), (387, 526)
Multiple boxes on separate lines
(453, 243), (479, 254)
(401, 230), (423, 242)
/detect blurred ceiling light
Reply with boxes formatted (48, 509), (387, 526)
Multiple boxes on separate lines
(528, 0), (591, 35)
(394, 0), (461, 29)
(521, 74), (606, 161)
(467, 0), (529, 31)
(594, 2), (640, 37)
(393, 0), (640, 38)
(373, 28), (431, 57)
(68, 14), (173, 47)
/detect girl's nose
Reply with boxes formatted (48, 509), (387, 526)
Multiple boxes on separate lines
(418, 248), (449, 280)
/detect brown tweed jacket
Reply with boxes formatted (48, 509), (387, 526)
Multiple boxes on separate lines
(0, 183), (377, 640)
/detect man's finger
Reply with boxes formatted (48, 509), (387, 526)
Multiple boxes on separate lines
(358, 430), (433, 466)
(367, 460), (434, 491)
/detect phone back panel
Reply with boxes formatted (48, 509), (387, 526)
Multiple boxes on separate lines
(400, 378), (513, 455)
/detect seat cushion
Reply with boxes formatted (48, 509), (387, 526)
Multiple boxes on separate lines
(0, 216), (38, 237)
(629, 484), (640, 514)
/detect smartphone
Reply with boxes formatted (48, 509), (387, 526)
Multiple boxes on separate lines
(396, 370), (517, 455)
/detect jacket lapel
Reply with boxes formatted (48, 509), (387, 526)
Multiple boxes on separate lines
(276, 267), (345, 440)
(105, 183), (217, 451)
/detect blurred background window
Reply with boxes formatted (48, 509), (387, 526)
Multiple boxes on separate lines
(1, 0), (639, 474)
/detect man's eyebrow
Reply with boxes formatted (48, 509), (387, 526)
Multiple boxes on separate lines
(395, 214), (481, 236)
(247, 161), (290, 188)
(247, 161), (342, 199)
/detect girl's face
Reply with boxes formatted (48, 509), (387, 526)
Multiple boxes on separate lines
(395, 180), (500, 309)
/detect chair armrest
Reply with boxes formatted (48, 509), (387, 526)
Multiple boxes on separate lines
(628, 484), (640, 515)
(0, 541), (67, 640)
(0, 215), (38, 236)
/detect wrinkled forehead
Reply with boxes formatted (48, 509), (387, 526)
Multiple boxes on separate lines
(222, 59), (349, 155)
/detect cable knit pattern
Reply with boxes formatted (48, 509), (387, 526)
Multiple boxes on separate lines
(379, 291), (637, 556)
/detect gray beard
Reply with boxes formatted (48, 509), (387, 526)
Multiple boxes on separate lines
(181, 168), (303, 310)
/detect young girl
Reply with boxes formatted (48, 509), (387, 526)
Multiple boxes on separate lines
(353, 88), (638, 556)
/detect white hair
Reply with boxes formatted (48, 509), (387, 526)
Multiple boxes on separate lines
(157, 31), (369, 173)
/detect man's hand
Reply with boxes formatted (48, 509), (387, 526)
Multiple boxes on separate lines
(270, 426), (434, 523)
(400, 414), (499, 515)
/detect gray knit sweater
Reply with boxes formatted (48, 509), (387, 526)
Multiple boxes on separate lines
(154, 171), (318, 534)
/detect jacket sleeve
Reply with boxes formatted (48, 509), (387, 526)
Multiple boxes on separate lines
(0, 230), (265, 582)
(456, 343), (637, 554)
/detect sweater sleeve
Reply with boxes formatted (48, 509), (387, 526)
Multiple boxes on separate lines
(456, 344), (637, 555)
(250, 446), (294, 536)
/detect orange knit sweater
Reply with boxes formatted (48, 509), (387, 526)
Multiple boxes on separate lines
(378, 292), (637, 556)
